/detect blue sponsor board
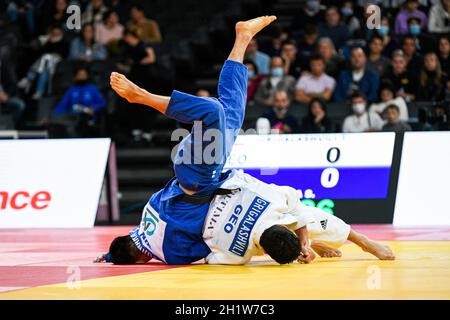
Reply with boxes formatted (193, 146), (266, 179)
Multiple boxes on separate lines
(228, 196), (270, 257)
(241, 167), (391, 199)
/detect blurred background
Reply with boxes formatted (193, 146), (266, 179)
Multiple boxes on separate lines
(0, 0), (449, 224)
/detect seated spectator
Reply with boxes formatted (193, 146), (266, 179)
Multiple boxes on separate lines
(95, 10), (124, 46)
(120, 29), (156, 89)
(290, 0), (324, 37)
(82, 0), (109, 25)
(52, 66), (106, 136)
(69, 23), (107, 61)
(196, 89), (210, 97)
(295, 54), (335, 103)
(369, 85), (409, 122)
(382, 50), (418, 102)
(432, 102), (449, 131)
(417, 52), (446, 101)
(6, 0), (36, 38)
(39, 0), (68, 35)
(260, 90), (300, 134)
(438, 36), (449, 79)
(280, 39), (302, 79)
(366, 35), (391, 77)
(245, 39), (270, 75)
(297, 24), (319, 69)
(342, 91), (384, 133)
(107, 0), (131, 25)
(18, 24), (69, 100)
(0, 58), (25, 128)
(254, 56), (296, 106)
(244, 59), (265, 104)
(428, 0), (450, 34)
(382, 104), (412, 132)
(334, 47), (379, 103)
(317, 37), (345, 79)
(377, 17), (400, 59)
(401, 35), (423, 74)
(300, 97), (335, 133)
(406, 16), (436, 54)
(318, 6), (350, 50)
(340, 1), (361, 36)
(394, 0), (428, 36)
(127, 4), (162, 43)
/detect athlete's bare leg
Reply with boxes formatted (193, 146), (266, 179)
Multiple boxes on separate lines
(109, 15), (276, 113)
(348, 229), (395, 260)
(311, 241), (342, 258)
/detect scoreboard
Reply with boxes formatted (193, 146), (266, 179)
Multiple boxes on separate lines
(224, 133), (397, 223)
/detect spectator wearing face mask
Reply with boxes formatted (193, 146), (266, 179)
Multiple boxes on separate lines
(394, 0), (428, 36)
(377, 17), (400, 59)
(342, 91), (384, 133)
(300, 97), (335, 133)
(366, 35), (391, 77)
(428, 0), (450, 34)
(382, 50), (419, 102)
(254, 56), (296, 106)
(318, 6), (350, 50)
(406, 17), (436, 54)
(295, 54), (335, 103)
(260, 90), (300, 134)
(382, 104), (412, 132)
(290, 0), (324, 37)
(334, 47), (379, 103)
(340, 1), (361, 36)
(245, 39), (271, 75)
(369, 85), (409, 122)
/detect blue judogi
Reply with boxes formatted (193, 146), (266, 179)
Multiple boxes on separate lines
(130, 60), (248, 264)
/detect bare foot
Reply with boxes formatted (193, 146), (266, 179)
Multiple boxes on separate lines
(235, 15), (277, 40)
(110, 72), (140, 103)
(362, 240), (395, 260)
(311, 242), (342, 258)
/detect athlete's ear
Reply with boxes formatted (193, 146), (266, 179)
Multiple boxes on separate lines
(136, 253), (153, 264)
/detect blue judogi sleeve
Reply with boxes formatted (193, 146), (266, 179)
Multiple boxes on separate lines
(164, 60), (248, 193)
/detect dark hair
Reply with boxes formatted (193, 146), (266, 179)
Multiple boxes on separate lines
(131, 4), (145, 12)
(304, 24), (318, 36)
(384, 104), (400, 113)
(369, 34), (383, 44)
(123, 29), (139, 39)
(102, 9), (118, 23)
(281, 39), (297, 49)
(308, 97), (327, 114)
(310, 53), (324, 63)
(243, 59), (259, 74)
(259, 225), (300, 264)
(350, 90), (367, 101)
(109, 235), (141, 264)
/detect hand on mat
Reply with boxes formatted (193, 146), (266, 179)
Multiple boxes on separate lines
(297, 245), (316, 264)
(93, 253), (107, 263)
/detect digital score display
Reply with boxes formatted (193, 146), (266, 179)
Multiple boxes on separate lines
(224, 133), (397, 223)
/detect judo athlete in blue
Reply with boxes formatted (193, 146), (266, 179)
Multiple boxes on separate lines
(97, 16), (395, 265)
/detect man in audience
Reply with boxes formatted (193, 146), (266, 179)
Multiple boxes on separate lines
(245, 38), (271, 75)
(428, 0), (450, 34)
(127, 4), (162, 43)
(382, 104), (412, 132)
(318, 6), (350, 50)
(260, 90), (300, 134)
(382, 50), (418, 102)
(255, 56), (296, 106)
(334, 47), (379, 103)
(290, 0), (324, 37)
(342, 91), (384, 133)
(317, 37), (345, 79)
(369, 85), (409, 122)
(281, 39), (302, 79)
(297, 24), (319, 69)
(295, 54), (335, 103)
(401, 35), (423, 74)
(366, 35), (391, 77)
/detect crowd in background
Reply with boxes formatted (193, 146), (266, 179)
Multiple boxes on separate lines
(0, 0), (449, 139)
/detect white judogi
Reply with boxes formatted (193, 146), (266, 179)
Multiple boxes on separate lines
(202, 170), (351, 265)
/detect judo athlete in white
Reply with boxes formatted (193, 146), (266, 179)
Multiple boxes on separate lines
(96, 16), (394, 266)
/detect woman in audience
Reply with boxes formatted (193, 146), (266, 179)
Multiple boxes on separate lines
(70, 23), (107, 61)
(300, 97), (335, 133)
(417, 52), (446, 101)
(95, 10), (124, 46)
